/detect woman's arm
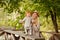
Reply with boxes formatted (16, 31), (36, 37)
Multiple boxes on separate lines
(37, 18), (40, 29)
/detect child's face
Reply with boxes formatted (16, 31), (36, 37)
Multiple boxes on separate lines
(26, 12), (31, 17)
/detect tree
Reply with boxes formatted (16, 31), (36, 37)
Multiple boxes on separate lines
(0, 0), (60, 32)
(32, 0), (60, 33)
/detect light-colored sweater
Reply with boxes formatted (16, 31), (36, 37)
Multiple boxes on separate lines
(22, 16), (32, 28)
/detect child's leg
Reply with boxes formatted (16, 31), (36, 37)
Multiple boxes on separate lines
(30, 29), (32, 35)
(25, 28), (28, 34)
(28, 28), (32, 35)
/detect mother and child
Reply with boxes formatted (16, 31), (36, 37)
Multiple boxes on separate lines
(19, 10), (40, 37)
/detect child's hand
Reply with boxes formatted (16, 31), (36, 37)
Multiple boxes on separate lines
(19, 20), (23, 23)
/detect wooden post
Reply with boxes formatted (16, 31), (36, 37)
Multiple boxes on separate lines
(10, 34), (15, 40)
(19, 37), (25, 40)
(4, 32), (8, 40)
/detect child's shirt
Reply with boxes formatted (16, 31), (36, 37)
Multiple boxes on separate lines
(22, 16), (32, 28)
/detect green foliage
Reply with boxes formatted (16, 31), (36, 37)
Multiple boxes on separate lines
(0, 0), (60, 32)
(0, 0), (60, 40)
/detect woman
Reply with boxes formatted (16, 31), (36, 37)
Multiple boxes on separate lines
(32, 11), (40, 37)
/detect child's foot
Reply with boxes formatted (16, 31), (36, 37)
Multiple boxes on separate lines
(29, 33), (32, 36)
(28, 34), (32, 36)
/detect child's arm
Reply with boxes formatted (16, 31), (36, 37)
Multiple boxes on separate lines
(19, 17), (26, 23)
(19, 20), (23, 23)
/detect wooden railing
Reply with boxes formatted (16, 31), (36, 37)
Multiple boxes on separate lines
(0, 27), (60, 40)
(0, 28), (45, 40)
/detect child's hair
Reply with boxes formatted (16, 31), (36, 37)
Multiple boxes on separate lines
(25, 10), (32, 16)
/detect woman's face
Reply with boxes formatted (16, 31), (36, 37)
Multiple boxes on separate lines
(32, 13), (38, 19)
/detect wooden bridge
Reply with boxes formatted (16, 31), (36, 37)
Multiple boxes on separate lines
(4, 30), (45, 40)
(4, 30), (60, 40)
(1, 27), (60, 40)
(0, 27), (45, 40)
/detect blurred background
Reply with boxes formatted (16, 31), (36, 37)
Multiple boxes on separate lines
(0, 0), (60, 40)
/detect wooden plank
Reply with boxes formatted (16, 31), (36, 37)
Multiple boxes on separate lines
(3, 30), (45, 40)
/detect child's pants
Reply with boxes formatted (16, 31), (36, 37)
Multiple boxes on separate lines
(24, 26), (32, 35)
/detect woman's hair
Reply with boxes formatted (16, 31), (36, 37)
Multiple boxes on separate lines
(33, 10), (39, 17)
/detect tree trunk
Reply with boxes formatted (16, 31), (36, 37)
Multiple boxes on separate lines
(49, 9), (58, 33)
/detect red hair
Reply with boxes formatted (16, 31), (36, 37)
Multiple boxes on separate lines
(25, 10), (32, 15)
